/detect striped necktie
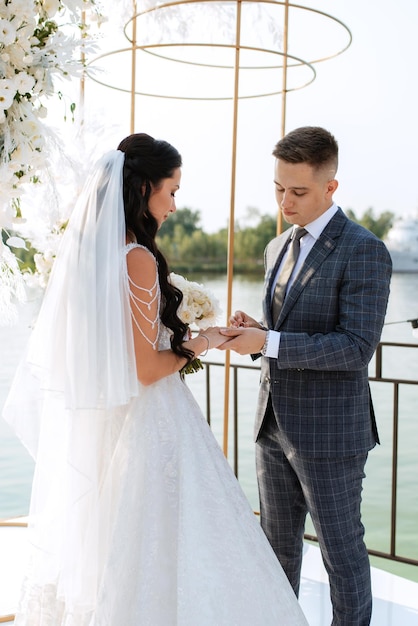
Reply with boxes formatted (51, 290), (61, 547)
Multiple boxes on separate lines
(271, 227), (307, 323)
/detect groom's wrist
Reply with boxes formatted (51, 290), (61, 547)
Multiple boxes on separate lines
(261, 331), (270, 356)
(262, 330), (280, 358)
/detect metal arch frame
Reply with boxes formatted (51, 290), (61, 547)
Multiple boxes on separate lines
(122, 0), (352, 67)
(86, 1), (352, 101)
(85, 45), (317, 100)
(83, 0), (352, 457)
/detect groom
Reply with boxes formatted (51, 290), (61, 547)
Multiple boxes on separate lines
(219, 126), (392, 625)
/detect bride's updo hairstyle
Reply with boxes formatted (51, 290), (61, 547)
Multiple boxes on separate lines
(117, 133), (193, 363)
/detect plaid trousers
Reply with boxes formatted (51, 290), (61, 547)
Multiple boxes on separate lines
(256, 399), (372, 626)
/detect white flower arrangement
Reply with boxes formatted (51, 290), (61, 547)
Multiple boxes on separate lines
(22, 216), (67, 288)
(0, 239), (26, 325)
(0, 0), (103, 323)
(169, 272), (222, 375)
(170, 272), (221, 330)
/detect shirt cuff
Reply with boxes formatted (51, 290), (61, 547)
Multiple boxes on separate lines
(264, 330), (280, 358)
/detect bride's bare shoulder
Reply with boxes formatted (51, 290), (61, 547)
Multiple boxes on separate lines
(126, 245), (158, 291)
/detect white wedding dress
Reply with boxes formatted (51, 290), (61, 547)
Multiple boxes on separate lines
(90, 328), (308, 625)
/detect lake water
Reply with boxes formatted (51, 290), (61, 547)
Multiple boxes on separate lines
(1, 272), (418, 581)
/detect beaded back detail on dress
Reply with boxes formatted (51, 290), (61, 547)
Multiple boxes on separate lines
(125, 243), (162, 351)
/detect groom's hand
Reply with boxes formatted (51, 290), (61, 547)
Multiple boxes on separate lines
(229, 310), (261, 329)
(217, 327), (266, 355)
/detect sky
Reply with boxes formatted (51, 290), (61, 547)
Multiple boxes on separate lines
(53, 0), (418, 233)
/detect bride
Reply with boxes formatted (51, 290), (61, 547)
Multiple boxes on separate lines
(3, 133), (308, 625)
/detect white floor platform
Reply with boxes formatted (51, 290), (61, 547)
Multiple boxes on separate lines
(1, 519), (418, 625)
(299, 543), (418, 625)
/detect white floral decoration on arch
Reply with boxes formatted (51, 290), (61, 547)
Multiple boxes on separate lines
(0, 0), (103, 324)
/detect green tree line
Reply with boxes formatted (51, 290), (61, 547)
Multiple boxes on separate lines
(158, 206), (395, 274)
(3, 206), (395, 276)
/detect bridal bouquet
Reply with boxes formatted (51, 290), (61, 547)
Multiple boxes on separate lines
(169, 272), (222, 375)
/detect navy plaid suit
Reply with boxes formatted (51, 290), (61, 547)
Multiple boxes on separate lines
(255, 208), (392, 625)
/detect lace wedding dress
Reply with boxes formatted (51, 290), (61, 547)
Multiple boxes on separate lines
(90, 352), (308, 624)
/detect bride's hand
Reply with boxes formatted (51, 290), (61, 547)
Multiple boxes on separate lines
(198, 327), (230, 350)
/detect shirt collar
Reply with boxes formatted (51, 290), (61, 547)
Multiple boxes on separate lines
(294, 203), (338, 241)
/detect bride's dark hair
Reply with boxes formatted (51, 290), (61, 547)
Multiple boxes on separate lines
(117, 133), (193, 363)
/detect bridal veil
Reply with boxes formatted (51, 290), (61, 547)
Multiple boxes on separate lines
(3, 149), (139, 617)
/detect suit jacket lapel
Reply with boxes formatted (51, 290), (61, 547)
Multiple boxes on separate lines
(274, 209), (346, 329)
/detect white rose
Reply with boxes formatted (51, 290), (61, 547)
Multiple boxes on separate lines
(17, 22), (37, 51)
(41, 0), (61, 17)
(36, 104), (48, 118)
(0, 19), (16, 46)
(34, 251), (54, 275)
(5, 45), (26, 70)
(0, 205), (15, 230)
(14, 71), (36, 95)
(7, 0), (34, 21)
(0, 78), (15, 111)
(200, 300), (213, 316)
(178, 308), (194, 325)
(10, 143), (30, 167)
(23, 53), (34, 65)
(191, 302), (203, 319)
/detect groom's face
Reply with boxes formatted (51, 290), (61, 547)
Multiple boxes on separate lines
(273, 159), (338, 227)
